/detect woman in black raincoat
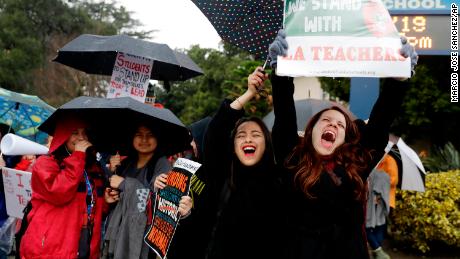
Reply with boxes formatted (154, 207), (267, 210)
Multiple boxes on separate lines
(201, 73), (283, 259)
(258, 30), (418, 259)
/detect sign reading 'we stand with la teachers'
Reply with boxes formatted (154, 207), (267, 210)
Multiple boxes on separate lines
(277, 0), (411, 78)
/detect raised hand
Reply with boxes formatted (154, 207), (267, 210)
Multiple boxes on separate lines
(109, 152), (121, 172)
(74, 140), (92, 153)
(400, 36), (418, 76)
(268, 29), (288, 69)
(248, 66), (269, 94)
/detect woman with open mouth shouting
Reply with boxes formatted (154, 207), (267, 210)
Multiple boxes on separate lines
(202, 69), (283, 259)
(259, 29), (418, 259)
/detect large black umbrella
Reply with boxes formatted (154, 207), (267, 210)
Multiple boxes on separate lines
(191, 0), (284, 58)
(39, 96), (191, 156)
(53, 34), (203, 81)
(263, 99), (356, 131)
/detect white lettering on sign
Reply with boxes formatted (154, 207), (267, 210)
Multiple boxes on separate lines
(311, 0), (361, 10)
(286, 0), (306, 17)
(305, 16), (342, 32)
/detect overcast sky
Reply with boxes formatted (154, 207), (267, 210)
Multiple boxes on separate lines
(117, 0), (222, 50)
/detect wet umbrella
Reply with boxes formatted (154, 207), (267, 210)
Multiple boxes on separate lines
(0, 87), (55, 144)
(39, 96), (191, 156)
(263, 98), (355, 131)
(385, 137), (426, 192)
(53, 34), (203, 81)
(191, 0), (284, 58)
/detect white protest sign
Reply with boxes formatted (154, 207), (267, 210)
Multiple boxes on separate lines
(107, 52), (153, 102)
(1, 167), (32, 219)
(277, 0), (411, 78)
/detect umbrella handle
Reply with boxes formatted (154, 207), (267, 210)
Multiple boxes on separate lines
(262, 56), (270, 71)
(255, 64), (269, 98)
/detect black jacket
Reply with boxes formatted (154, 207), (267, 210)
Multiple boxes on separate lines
(271, 74), (408, 259)
(203, 100), (283, 259)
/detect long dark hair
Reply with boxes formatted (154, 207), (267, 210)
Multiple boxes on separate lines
(287, 107), (371, 201)
(229, 117), (275, 188)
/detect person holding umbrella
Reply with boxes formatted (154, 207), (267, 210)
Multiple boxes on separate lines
(249, 30), (418, 258)
(156, 68), (283, 259)
(19, 116), (118, 259)
(105, 122), (192, 259)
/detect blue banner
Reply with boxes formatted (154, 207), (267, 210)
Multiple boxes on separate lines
(349, 78), (380, 120)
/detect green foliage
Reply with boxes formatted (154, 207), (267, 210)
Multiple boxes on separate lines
(399, 65), (460, 127)
(319, 77), (350, 101)
(156, 45), (272, 125)
(390, 170), (460, 253)
(0, 0), (150, 106)
(423, 142), (460, 172)
(76, 0), (154, 38)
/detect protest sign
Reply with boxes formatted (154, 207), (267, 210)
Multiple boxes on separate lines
(1, 167), (32, 219)
(107, 52), (153, 102)
(277, 0), (411, 78)
(144, 158), (201, 259)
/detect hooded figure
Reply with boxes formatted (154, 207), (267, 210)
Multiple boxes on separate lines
(167, 116), (214, 259)
(20, 117), (109, 259)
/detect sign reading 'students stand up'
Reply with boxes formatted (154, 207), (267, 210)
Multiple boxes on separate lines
(107, 52), (153, 102)
(277, 0), (411, 78)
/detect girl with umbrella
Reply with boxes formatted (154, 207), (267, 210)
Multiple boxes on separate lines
(251, 30), (418, 258)
(105, 123), (192, 259)
(20, 117), (117, 259)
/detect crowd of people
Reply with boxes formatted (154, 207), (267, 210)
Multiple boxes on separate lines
(0, 30), (418, 259)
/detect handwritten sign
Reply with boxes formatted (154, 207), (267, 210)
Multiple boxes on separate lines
(107, 52), (153, 102)
(277, 0), (411, 78)
(1, 167), (32, 219)
(144, 158), (201, 259)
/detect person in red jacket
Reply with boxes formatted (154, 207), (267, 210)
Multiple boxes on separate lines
(20, 117), (118, 259)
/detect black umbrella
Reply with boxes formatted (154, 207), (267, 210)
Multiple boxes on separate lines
(39, 96), (191, 156)
(263, 99), (356, 131)
(53, 34), (203, 81)
(191, 0), (284, 58)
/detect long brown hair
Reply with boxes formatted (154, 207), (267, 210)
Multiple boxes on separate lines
(286, 106), (371, 201)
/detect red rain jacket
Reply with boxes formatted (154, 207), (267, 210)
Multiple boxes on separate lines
(20, 152), (107, 259)
(20, 118), (107, 259)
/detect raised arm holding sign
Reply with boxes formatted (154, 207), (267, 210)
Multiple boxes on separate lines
(277, 0), (413, 78)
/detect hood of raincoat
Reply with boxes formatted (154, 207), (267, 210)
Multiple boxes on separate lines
(49, 117), (87, 154)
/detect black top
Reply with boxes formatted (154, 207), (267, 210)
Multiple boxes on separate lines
(271, 74), (408, 259)
(203, 100), (284, 259)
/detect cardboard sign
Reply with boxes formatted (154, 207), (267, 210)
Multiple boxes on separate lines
(277, 0), (411, 78)
(144, 158), (201, 259)
(107, 52), (153, 102)
(1, 167), (32, 219)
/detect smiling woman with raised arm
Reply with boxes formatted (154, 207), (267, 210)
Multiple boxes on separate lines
(174, 68), (284, 259)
